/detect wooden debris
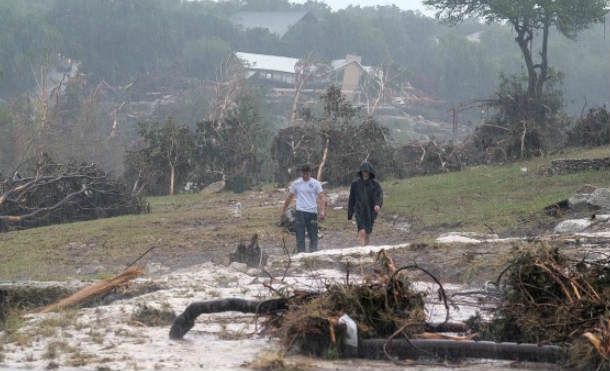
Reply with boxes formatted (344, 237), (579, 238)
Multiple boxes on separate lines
(35, 267), (143, 313)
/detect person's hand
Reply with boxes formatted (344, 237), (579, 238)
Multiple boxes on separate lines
(319, 210), (326, 221)
(374, 205), (381, 214)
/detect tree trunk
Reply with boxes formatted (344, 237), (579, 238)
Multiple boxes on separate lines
(515, 28), (537, 99)
(291, 75), (305, 124)
(317, 137), (330, 181)
(535, 17), (550, 99)
(169, 162), (175, 196)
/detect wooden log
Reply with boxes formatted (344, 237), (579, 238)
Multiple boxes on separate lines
(359, 339), (562, 364)
(35, 267), (143, 313)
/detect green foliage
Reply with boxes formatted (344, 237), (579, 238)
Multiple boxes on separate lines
(194, 93), (272, 192)
(125, 120), (195, 196)
(125, 91), (270, 195)
(425, 0), (608, 101)
(272, 86), (393, 186)
(567, 107), (610, 148)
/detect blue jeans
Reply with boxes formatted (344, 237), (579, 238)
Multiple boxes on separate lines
(295, 211), (318, 253)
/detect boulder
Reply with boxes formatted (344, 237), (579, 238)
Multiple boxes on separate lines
(554, 219), (592, 234)
(568, 193), (593, 212)
(229, 261), (249, 273)
(146, 262), (170, 274)
(200, 180), (225, 195)
(589, 188), (610, 210)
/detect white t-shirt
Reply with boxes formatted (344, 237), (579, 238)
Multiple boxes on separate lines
(289, 177), (323, 214)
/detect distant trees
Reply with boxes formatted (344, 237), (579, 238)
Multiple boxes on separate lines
(124, 92), (271, 196)
(272, 86), (393, 185)
(125, 120), (194, 196)
(425, 0), (608, 101)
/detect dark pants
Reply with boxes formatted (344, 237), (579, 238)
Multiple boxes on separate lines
(295, 211), (318, 253)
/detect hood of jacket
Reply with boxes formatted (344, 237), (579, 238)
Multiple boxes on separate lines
(358, 161), (376, 179)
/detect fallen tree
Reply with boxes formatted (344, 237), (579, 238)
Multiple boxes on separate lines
(473, 245), (610, 370)
(0, 160), (148, 232)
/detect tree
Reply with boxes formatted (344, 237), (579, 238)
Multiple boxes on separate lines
(291, 55), (330, 124)
(126, 120), (194, 196)
(359, 61), (405, 116)
(195, 93), (271, 192)
(424, 0), (608, 100)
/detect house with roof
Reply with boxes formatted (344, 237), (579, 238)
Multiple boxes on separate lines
(235, 52), (301, 86)
(330, 55), (379, 102)
(234, 52), (380, 103)
(230, 11), (317, 38)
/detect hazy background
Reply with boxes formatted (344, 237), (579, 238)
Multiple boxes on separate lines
(298, 0), (430, 13)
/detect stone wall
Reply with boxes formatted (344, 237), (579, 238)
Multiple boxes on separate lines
(548, 157), (610, 175)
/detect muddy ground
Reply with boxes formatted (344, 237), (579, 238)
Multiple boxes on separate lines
(2, 187), (610, 370)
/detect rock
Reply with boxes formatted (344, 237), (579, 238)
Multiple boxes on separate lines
(246, 268), (259, 276)
(200, 180), (225, 195)
(589, 188), (610, 210)
(229, 261), (248, 273)
(554, 219), (592, 234)
(568, 193), (593, 212)
(75, 265), (106, 275)
(146, 262), (170, 274)
(200, 261), (216, 270)
(576, 185), (598, 194)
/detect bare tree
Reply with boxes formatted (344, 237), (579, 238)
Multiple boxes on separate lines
(360, 63), (403, 116)
(291, 56), (330, 124)
(208, 56), (246, 123)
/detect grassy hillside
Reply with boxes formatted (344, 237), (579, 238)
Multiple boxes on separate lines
(0, 146), (608, 281)
(384, 146), (610, 235)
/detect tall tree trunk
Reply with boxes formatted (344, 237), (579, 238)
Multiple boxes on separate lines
(291, 75), (305, 124)
(535, 17), (550, 99)
(515, 28), (538, 99)
(169, 162), (175, 196)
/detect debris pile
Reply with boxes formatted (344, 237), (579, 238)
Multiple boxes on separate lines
(273, 253), (428, 357)
(478, 246), (610, 370)
(0, 161), (149, 232)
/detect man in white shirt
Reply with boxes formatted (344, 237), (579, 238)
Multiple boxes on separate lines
(280, 164), (326, 253)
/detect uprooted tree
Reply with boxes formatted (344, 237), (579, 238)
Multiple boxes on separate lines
(272, 86), (394, 185)
(0, 157), (148, 232)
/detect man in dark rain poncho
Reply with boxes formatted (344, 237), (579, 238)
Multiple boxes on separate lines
(348, 161), (383, 246)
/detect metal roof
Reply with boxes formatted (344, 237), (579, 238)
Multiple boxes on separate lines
(331, 58), (374, 74)
(235, 52), (300, 74)
(230, 11), (312, 37)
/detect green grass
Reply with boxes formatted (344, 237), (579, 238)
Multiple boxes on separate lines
(0, 146), (608, 280)
(383, 146), (610, 234)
